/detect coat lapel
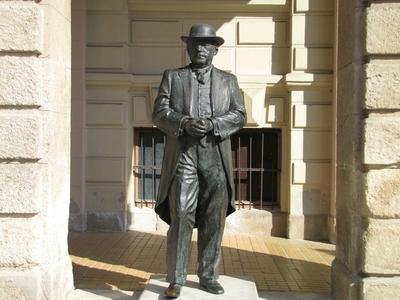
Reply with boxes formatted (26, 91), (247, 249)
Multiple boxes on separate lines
(179, 67), (192, 115)
(179, 66), (222, 116)
(211, 67), (221, 115)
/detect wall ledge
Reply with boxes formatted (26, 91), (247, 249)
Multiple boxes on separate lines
(86, 73), (134, 87)
(285, 72), (333, 87)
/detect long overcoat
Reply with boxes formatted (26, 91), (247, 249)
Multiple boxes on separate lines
(152, 65), (246, 226)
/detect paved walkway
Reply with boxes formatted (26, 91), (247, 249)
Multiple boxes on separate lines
(68, 289), (332, 300)
(69, 231), (334, 295)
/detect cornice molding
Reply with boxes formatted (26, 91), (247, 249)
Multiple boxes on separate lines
(85, 72), (333, 88)
(86, 73), (134, 87)
(127, 0), (289, 13)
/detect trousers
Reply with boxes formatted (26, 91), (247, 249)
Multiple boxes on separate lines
(166, 135), (229, 285)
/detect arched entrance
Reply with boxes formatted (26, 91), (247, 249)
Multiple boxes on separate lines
(71, 0), (336, 241)
(69, 0), (400, 299)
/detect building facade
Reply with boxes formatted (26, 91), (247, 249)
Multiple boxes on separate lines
(72, 0), (336, 241)
(0, 0), (399, 299)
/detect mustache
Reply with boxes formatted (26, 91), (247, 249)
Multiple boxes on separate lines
(194, 52), (208, 56)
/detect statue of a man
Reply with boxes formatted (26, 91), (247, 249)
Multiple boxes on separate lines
(152, 23), (246, 298)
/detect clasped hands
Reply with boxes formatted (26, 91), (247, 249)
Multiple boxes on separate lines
(184, 118), (213, 137)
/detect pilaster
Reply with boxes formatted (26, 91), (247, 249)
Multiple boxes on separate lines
(286, 0), (334, 241)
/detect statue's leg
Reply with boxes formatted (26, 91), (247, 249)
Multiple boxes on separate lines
(166, 148), (199, 285)
(196, 143), (229, 281)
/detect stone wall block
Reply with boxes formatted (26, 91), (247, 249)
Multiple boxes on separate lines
(337, 115), (362, 167)
(0, 56), (42, 106)
(337, 1), (364, 68)
(363, 219), (400, 274)
(72, 0), (86, 12)
(40, 110), (70, 163)
(365, 60), (400, 109)
(86, 211), (125, 231)
(287, 214), (329, 241)
(44, 5), (71, 63)
(0, 2), (43, 53)
(39, 11), (71, 112)
(0, 113), (42, 159)
(332, 260), (361, 300)
(0, 217), (42, 267)
(337, 60), (364, 115)
(40, 0), (71, 22)
(362, 277), (400, 300)
(335, 201), (363, 272)
(364, 114), (400, 165)
(0, 268), (41, 300)
(0, 163), (42, 214)
(40, 257), (73, 300)
(364, 169), (400, 218)
(366, 3), (400, 54)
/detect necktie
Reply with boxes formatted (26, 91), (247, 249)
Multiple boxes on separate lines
(195, 69), (206, 84)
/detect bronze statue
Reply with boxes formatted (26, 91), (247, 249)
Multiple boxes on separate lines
(152, 23), (246, 298)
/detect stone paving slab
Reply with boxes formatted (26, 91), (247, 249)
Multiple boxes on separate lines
(139, 274), (259, 300)
(67, 289), (332, 300)
(258, 291), (332, 300)
(68, 289), (138, 300)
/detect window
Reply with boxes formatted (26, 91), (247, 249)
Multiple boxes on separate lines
(231, 129), (281, 209)
(133, 128), (165, 208)
(133, 128), (281, 209)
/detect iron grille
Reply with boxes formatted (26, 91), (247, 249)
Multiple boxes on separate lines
(133, 128), (165, 208)
(133, 128), (281, 209)
(231, 129), (281, 209)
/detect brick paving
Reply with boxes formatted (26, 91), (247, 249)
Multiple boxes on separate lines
(69, 231), (334, 294)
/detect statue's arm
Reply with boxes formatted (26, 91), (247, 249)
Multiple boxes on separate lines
(152, 70), (189, 136)
(209, 76), (247, 140)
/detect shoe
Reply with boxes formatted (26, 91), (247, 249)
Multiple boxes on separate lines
(164, 283), (182, 298)
(199, 279), (224, 295)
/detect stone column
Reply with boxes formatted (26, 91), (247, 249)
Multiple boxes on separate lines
(333, 0), (400, 298)
(0, 0), (73, 299)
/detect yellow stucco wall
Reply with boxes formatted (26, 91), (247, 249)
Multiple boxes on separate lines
(81, 0), (334, 240)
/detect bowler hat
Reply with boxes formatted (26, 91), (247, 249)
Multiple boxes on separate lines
(181, 24), (224, 47)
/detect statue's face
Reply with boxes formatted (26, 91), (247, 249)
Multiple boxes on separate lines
(187, 39), (218, 68)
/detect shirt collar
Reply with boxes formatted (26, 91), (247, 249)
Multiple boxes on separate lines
(189, 64), (213, 73)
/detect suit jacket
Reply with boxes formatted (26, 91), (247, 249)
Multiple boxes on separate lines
(152, 65), (247, 225)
